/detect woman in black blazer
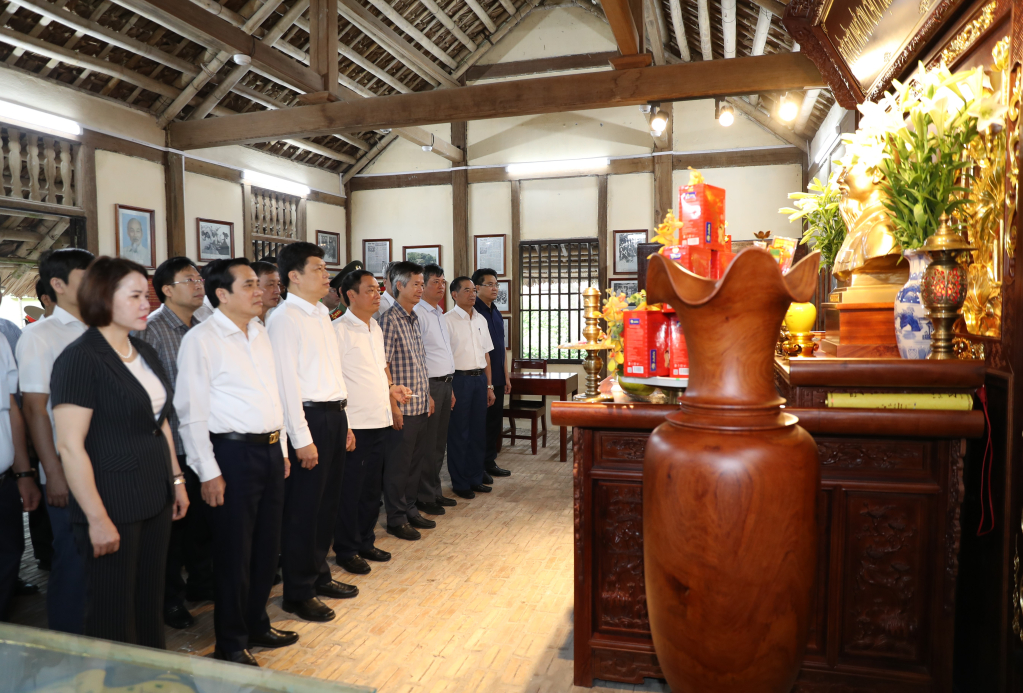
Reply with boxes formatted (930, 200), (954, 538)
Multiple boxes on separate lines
(51, 256), (188, 648)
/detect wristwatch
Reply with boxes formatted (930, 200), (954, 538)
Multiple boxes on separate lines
(487, 385), (494, 390)
(13, 470), (36, 479)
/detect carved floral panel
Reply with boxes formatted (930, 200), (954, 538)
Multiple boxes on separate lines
(594, 482), (650, 634)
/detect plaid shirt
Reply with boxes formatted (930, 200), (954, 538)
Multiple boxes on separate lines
(132, 306), (198, 456)
(379, 300), (429, 416)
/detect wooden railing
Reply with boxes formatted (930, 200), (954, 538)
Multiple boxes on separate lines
(247, 185), (302, 260)
(1, 126), (80, 208)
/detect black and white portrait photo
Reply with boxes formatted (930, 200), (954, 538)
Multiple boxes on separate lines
(196, 218), (234, 263)
(495, 280), (510, 312)
(317, 230), (341, 267)
(611, 279), (639, 299)
(613, 230), (647, 275)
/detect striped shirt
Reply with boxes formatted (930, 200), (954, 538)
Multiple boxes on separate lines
(132, 305), (199, 456)
(379, 300), (429, 416)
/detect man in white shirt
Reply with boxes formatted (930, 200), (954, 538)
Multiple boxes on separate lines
(17, 248), (93, 634)
(445, 277), (496, 499)
(412, 264), (457, 516)
(267, 243), (357, 623)
(252, 261), (282, 325)
(0, 336), (39, 619)
(175, 258), (297, 667)
(332, 269), (410, 575)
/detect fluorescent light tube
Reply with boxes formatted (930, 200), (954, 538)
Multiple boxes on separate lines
(0, 100), (81, 136)
(506, 157), (610, 176)
(243, 170), (311, 196)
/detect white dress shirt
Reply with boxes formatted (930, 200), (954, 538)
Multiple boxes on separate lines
(334, 310), (393, 430)
(194, 296), (214, 322)
(414, 300), (455, 378)
(16, 305), (86, 483)
(266, 293), (347, 449)
(445, 306), (494, 371)
(0, 337), (17, 474)
(175, 309), (287, 482)
(372, 289), (395, 323)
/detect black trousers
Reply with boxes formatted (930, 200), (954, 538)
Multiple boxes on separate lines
(484, 392), (504, 466)
(447, 374), (487, 490)
(208, 437), (285, 653)
(27, 457), (52, 569)
(417, 380), (452, 504)
(43, 485), (86, 634)
(0, 475), (23, 620)
(383, 414), (428, 527)
(164, 460), (213, 607)
(334, 427), (387, 561)
(72, 503), (172, 648)
(282, 407), (347, 600)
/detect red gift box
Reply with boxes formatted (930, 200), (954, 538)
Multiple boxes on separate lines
(623, 310), (670, 378)
(678, 184), (727, 250)
(711, 249), (737, 279)
(689, 246), (712, 278)
(668, 315), (689, 377)
(660, 244), (692, 271)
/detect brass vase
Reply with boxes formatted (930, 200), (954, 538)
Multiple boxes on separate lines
(921, 217), (975, 360)
(643, 249), (821, 692)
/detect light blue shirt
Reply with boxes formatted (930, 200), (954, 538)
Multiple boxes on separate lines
(414, 299), (455, 378)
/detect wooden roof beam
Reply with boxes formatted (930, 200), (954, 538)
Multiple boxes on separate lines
(794, 88), (821, 135)
(602, 0), (652, 68)
(293, 15), (412, 93)
(696, 0), (712, 60)
(722, 0), (736, 58)
(748, 7), (771, 106)
(419, 0), (476, 51)
(281, 137), (356, 163)
(667, 0), (690, 62)
(309, 0), (340, 96)
(749, 0), (786, 17)
(643, 0), (666, 66)
(362, 0), (457, 69)
(726, 96), (807, 152)
(168, 52), (824, 149)
(462, 0), (498, 32)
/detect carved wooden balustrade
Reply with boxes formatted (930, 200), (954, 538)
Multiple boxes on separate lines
(1, 125), (79, 208)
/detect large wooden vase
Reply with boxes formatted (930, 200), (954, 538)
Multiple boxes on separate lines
(643, 248), (821, 692)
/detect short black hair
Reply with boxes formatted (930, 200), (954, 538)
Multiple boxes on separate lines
(471, 268), (497, 286)
(341, 269), (375, 307)
(388, 261), (423, 297)
(35, 276), (55, 303)
(422, 263), (444, 285)
(250, 261), (279, 279)
(199, 262), (216, 281)
(277, 242), (324, 289)
(450, 276), (473, 294)
(40, 248), (94, 290)
(205, 257), (251, 308)
(152, 256), (197, 304)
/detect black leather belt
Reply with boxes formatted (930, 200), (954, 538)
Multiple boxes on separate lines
(211, 431), (281, 445)
(304, 400), (347, 411)
(455, 369), (484, 377)
(430, 375), (454, 383)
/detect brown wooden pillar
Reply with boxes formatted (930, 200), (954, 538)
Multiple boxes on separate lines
(452, 121), (469, 276)
(165, 151), (186, 258)
(653, 102), (674, 226)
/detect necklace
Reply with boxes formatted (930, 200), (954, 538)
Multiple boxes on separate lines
(113, 340), (134, 360)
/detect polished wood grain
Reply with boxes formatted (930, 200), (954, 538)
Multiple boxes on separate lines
(510, 372), (578, 462)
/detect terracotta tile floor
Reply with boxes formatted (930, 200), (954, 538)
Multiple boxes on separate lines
(10, 436), (668, 693)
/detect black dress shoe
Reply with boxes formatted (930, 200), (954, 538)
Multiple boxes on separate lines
(416, 500), (446, 515)
(387, 523), (421, 540)
(452, 488), (475, 499)
(248, 627), (299, 649)
(164, 603), (195, 629)
(481, 471), (494, 485)
(338, 555), (371, 575)
(316, 580), (359, 599)
(282, 597), (335, 622)
(435, 496), (457, 507)
(470, 484), (492, 493)
(486, 464), (511, 477)
(359, 546), (391, 562)
(408, 515), (436, 529)
(214, 648), (259, 666)
(15, 578), (39, 596)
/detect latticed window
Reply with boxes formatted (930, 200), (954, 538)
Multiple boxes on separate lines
(518, 238), (600, 363)
(246, 186), (302, 260)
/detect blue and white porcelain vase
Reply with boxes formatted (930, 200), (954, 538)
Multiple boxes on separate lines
(894, 249), (933, 359)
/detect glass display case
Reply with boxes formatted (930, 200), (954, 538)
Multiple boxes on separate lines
(0, 623), (374, 692)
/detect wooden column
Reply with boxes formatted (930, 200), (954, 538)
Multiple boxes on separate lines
(344, 180), (353, 265)
(77, 143), (99, 255)
(308, 0), (339, 97)
(241, 182), (254, 260)
(653, 102), (674, 226)
(165, 151), (186, 258)
(452, 120), (469, 276)
(597, 174), (608, 379)
(510, 179), (521, 357)
(298, 197), (308, 241)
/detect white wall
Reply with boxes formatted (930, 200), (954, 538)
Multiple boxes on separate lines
(520, 177), (599, 240)
(673, 99), (790, 151)
(469, 182), (512, 276)
(350, 186), (454, 270)
(95, 150), (167, 265)
(183, 172), (245, 260)
(307, 200), (347, 264)
(363, 124), (453, 174)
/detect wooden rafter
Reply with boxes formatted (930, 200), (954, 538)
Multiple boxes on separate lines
(795, 88), (821, 135)
(667, 0), (690, 62)
(697, 0), (712, 60)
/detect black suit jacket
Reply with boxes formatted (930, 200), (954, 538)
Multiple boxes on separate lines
(51, 327), (175, 524)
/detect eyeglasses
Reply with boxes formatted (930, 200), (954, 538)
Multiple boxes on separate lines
(479, 282), (497, 288)
(170, 278), (204, 286)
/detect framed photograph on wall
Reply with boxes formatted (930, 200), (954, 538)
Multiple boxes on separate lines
(610, 279), (639, 299)
(475, 234), (506, 277)
(403, 244), (441, 267)
(495, 279), (510, 312)
(613, 230), (647, 275)
(363, 239), (392, 278)
(317, 230), (341, 268)
(503, 316), (511, 350)
(196, 218), (234, 263)
(116, 204), (156, 269)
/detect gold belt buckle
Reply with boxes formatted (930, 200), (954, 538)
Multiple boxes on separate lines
(268, 431), (280, 445)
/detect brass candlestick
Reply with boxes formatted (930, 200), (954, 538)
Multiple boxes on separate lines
(558, 287), (612, 402)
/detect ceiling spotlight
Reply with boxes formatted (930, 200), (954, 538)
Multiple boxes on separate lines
(716, 100), (734, 127)
(649, 107), (669, 136)
(232, 53), (252, 66)
(421, 145), (433, 152)
(779, 93), (799, 122)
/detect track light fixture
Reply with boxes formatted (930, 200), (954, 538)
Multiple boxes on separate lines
(648, 102), (668, 137)
(715, 99), (734, 127)
(232, 53), (252, 66)
(779, 93), (799, 122)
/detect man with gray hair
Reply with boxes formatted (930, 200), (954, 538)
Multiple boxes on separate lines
(378, 261), (435, 541)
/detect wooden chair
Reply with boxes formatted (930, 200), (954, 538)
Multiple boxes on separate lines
(502, 359), (548, 455)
